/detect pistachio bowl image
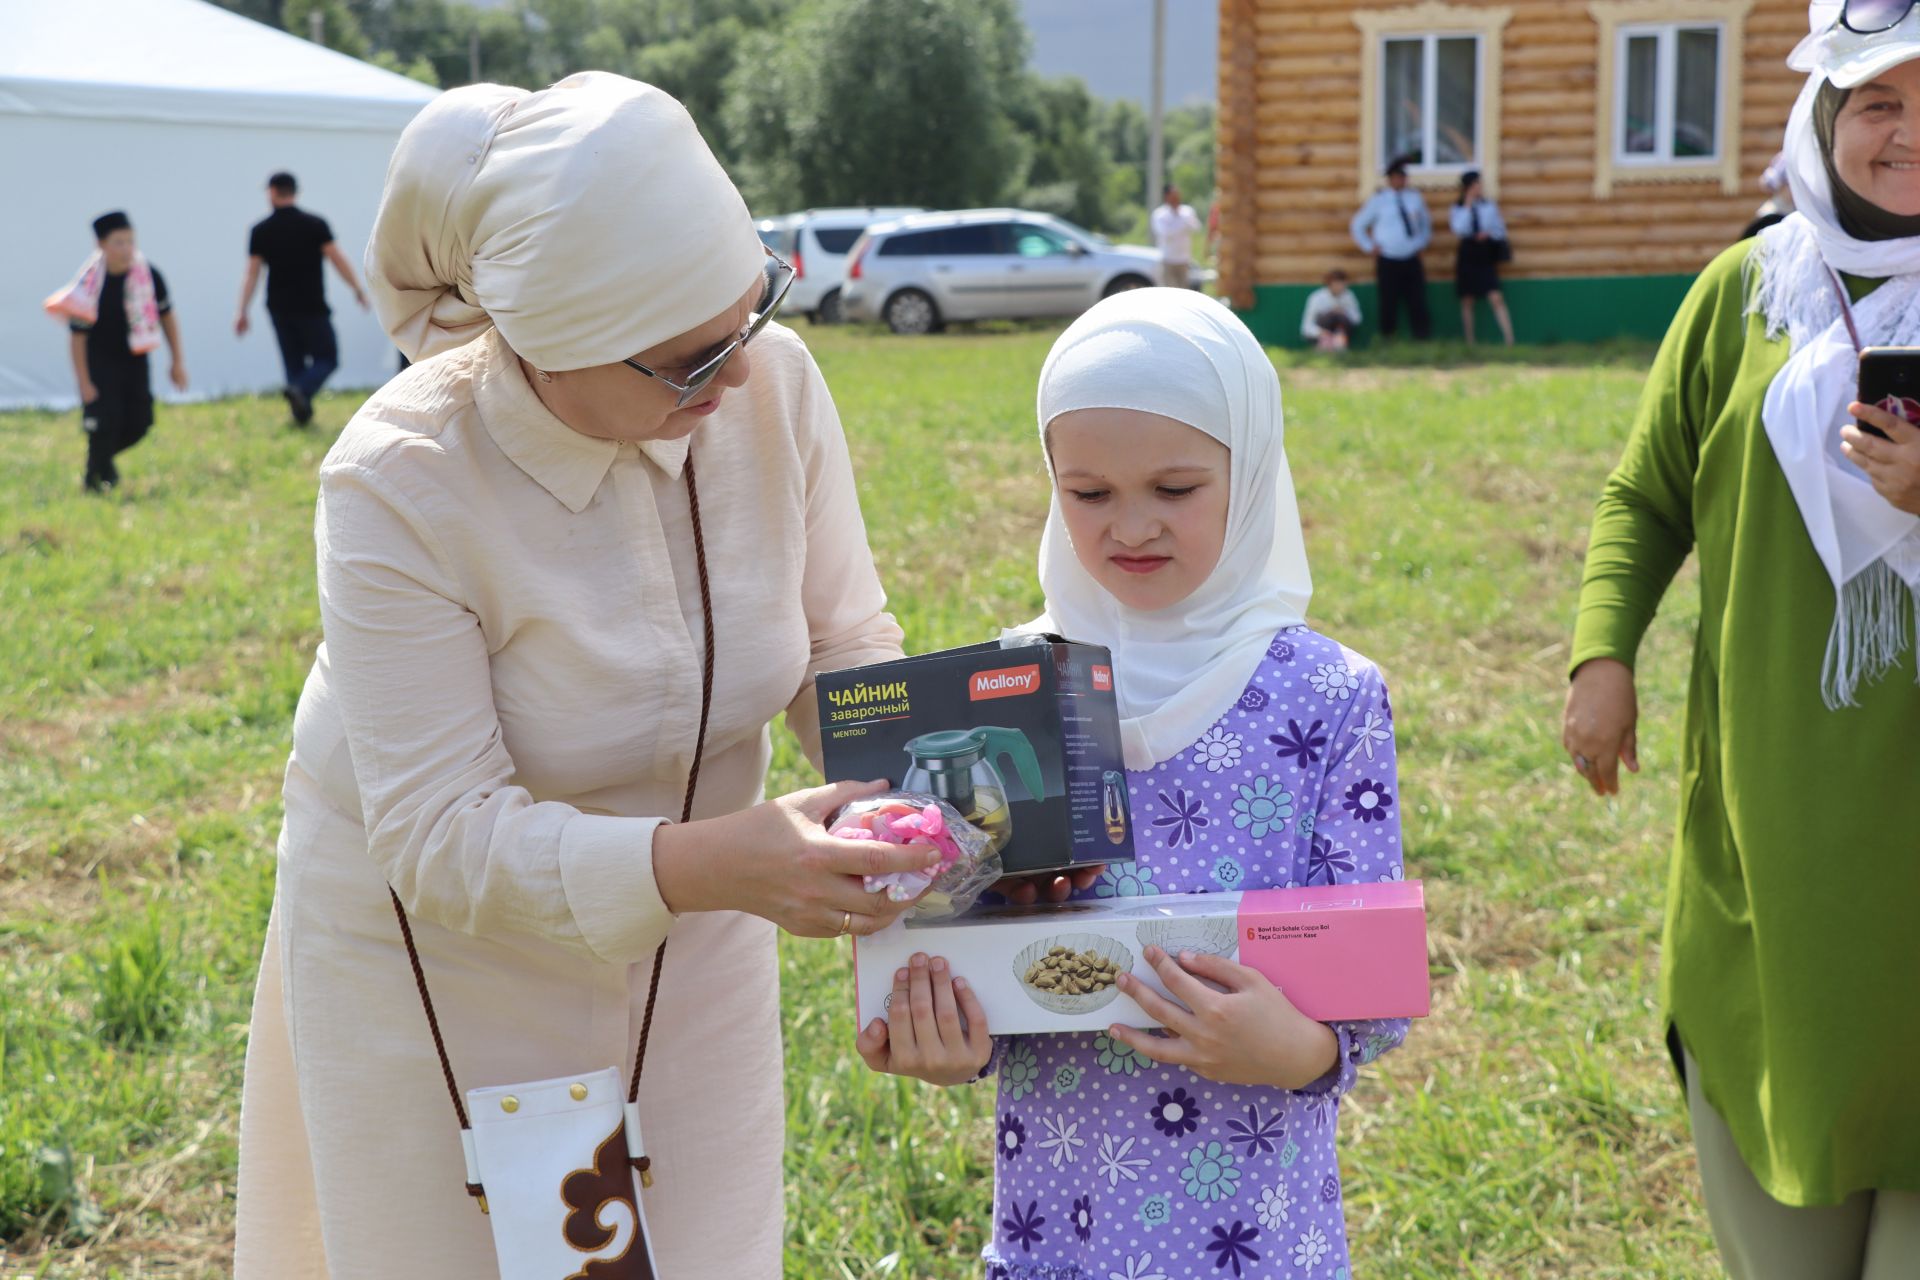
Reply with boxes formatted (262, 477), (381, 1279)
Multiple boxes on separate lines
(1012, 933), (1134, 1015)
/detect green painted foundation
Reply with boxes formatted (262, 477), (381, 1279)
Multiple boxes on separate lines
(1239, 273), (1698, 348)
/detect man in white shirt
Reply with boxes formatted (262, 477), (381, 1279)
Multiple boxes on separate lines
(1300, 268), (1363, 351)
(1348, 158), (1433, 339)
(1150, 184), (1203, 288)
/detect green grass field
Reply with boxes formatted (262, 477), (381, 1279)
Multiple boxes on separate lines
(0, 326), (1715, 1278)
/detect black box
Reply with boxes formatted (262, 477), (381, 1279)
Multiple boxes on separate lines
(816, 636), (1135, 877)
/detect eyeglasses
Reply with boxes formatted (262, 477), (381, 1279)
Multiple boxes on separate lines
(624, 248), (795, 408)
(1840, 0), (1920, 34)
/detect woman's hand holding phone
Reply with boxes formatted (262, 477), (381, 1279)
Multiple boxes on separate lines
(1843, 399), (1920, 515)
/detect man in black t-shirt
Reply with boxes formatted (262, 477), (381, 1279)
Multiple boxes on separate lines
(65, 211), (189, 493)
(236, 172), (369, 425)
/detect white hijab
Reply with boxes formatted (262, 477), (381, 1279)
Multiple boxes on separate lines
(1019, 288), (1311, 769)
(1751, 52), (1920, 706)
(366, 71), (765, 370)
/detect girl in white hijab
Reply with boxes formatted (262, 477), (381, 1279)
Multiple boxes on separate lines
(859, 290), (1411, 1280)
(235, 73), (926, 1279)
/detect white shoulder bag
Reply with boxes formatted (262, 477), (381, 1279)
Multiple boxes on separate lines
(388, 457), (719, 1279)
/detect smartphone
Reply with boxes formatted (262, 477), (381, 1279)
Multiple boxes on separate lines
(1856, 346), (1920, 440)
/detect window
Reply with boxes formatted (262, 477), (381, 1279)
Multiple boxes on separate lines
(1588, 1), (1752, 197)
(755, 223), (796, 254)
(940, 224), (1011, 255)
(1012, 224), (1075, 257)
(1615, 23), (1723, 164)
(1352, 4), (1512, 200)
(1380, 34), (1480, 171)
(876, 224), (1008, 256)
(810, 227), (864, 254)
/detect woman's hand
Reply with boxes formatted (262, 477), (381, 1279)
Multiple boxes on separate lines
(1843, 402), (1920, 515)
(169, 360), (189, 392)
(855, 952), (993, 1086)
(1106, 946), (1337, 1090)
(992, 865), (1105, 906)
(1562, 657), (1638, 796)
(652, 779), (942, 937)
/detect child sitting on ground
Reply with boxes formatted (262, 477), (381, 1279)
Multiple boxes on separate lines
(1300, 268), (1362, 352)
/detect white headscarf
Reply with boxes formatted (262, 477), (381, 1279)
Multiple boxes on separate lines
(1751, 9), (1920, 706)
(1018, 288), (1311, 769)
(367, 72), (765, 370)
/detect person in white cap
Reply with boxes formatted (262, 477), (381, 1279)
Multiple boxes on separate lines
(232, 73), (933, 1277)
(1563, 4), (1920, 1275)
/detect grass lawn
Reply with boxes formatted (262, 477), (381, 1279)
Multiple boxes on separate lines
(0, 325), (1714, 1278)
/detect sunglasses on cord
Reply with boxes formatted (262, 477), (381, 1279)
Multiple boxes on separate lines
(1840, 0), (1920, 33)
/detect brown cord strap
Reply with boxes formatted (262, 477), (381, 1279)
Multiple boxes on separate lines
(390, 454), (717, 1203)
(627, 454), (718, 1185)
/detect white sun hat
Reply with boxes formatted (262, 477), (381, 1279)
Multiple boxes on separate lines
(1791, 0), (1920, 88)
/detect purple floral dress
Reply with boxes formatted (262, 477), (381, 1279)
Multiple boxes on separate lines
(982, 627), (1408, 1280)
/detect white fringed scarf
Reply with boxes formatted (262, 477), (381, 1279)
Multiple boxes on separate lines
(1751, 71), (1920, 707)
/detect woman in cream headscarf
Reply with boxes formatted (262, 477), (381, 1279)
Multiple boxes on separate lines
(1563, 5), (1920, 1274)
(233, 73), (933, 1277)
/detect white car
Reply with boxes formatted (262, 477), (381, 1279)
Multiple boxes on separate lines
(839, 209), (1211, 335)
(758, 207), (923, 324)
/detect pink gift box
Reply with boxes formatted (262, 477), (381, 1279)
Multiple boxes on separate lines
(1234, 881), (1430, 1021)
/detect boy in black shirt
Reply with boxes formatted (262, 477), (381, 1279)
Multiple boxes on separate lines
(236, 172), (369, 425)
(55, 212), (189, 492)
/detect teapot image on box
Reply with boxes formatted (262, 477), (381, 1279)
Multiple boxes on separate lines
(817, 636), (1134, 878)
(900, 728), (1043, 858)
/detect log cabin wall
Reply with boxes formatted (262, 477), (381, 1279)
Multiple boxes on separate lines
(1217, 0), (1808, 343)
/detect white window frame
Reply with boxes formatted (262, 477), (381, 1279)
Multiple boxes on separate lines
(1588, 0), (1753, 197)
(1612, 21), (1727, 168)
(1353, 4), (1512, 201)
(1378, 32), (1484, 179)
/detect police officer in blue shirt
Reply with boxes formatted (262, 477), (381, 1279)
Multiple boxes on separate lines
(1349, 157), (1434, 340)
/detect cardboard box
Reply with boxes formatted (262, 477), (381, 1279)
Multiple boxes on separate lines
(816, 635), (1134, 877)
(854, 882), (1430, 1034)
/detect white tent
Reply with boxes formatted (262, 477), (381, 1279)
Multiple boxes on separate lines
(0, 0), (439, 409)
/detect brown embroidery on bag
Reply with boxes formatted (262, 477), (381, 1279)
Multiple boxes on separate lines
(560, 1123), (655, 1280)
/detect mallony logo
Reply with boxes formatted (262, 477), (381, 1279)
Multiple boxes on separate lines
(970, 665), (1041, 701)
(826, 680), (910, 709)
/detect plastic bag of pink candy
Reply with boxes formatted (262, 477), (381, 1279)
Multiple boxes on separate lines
(828, 791), (1001, 921)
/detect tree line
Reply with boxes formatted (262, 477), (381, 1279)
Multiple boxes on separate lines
(213, 0), (1215, 235)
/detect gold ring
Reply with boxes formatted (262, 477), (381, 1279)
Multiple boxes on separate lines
(838, 910), (853, 937)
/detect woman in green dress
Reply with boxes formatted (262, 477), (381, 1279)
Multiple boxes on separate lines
(1562, 7), (1920, 1276)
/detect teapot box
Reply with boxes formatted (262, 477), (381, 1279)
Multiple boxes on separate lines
(853, 882), (1431, 1036)
(816, 636), (1134, 877)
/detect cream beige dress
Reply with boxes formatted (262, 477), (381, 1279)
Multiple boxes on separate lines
(233, 322), (902, 1278)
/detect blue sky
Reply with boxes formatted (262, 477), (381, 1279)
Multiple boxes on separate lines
(1023, 0), (1217, 108)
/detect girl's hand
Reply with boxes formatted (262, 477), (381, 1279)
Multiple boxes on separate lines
(652, 779), (942, 937)
(855, 952), (993, 1086)
(1843, 402), (1920, 515)
(992, 865), (1105, 906)
(169, 360), (189, 392)
(1562, 657), (1638, 796)
(1108, 946), (1338, 1090)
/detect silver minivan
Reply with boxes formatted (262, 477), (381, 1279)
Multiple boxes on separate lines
(757, 207), (923, 324)
(840, 209), (1193, 335)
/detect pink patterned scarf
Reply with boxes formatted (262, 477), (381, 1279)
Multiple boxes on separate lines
(44, 251), (162, 354)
